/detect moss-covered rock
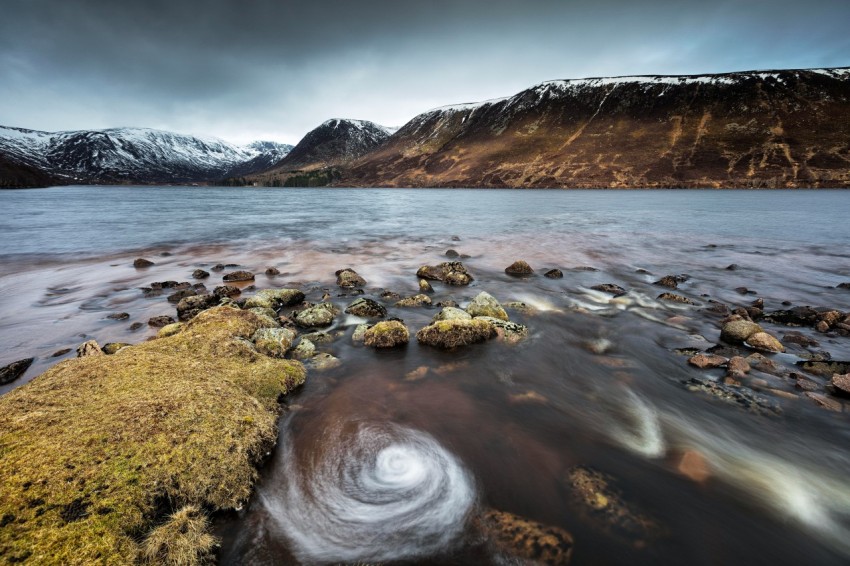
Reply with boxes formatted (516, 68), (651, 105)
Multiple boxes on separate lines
(335, 268), (366, 288)
(416, 262), (473, 285)
(157, 322), (185, 338)
(0, 306), (305, 564)
(252, 327), (297, 358)
(294, 302), (339, 327)
(247, 307), (280, 328)
(102, 342), (131, 355)
(395, 294), (432, 307)
(364, 320), (410, 348)
(291, 338), (317, 360)
(466, 291), (509, 321)
(416, 319), (496, 349)
(432, 306), (472, 322)
(243, 288), (305, 310)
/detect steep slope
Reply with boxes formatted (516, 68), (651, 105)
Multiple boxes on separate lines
(0, 154), (58, 188)
(343, 68), (850, 188)
(0, 126), (292, 185)
(248, 119), (394, 185)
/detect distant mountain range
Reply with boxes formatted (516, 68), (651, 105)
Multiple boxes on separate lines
(0, 126), (292, 187)
(2, 67), (849, 188)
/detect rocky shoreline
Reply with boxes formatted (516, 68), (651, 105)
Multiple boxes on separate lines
(1, 250), (849, 564)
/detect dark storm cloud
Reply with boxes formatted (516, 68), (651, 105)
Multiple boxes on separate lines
(2, 0), (848, 143)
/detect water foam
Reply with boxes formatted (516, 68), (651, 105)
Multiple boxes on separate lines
(264, 422), (476, 564)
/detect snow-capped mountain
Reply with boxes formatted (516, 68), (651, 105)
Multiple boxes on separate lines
(0, 126), (293, 185)
(343, 67), (850, 188)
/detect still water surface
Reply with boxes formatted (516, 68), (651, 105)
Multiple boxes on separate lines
(1, 186), (849, 564)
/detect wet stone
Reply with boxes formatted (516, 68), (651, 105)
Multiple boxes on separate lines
(265, 267), (280, 276)
(106, 312), (130, 320)
(396, 294), (432, 307)
(363, 320), (410, 348)
(222, 270), (254, 282)
(51, 348), (72, 357)
(133, 258), (154, 268)
(505, 260), (534, 275)
(147, 315), (176, 328)
(591, 283), (627, 296)
(344, 297), (387, 318)
(416, 262), (473, 285)
(0, 358), (34, 386)
(213, 285), (241, 299)
(336, 268), (366, 288)
(192, 269), (210, 279)
(684, 376), (781, 416)
(167, 288), (197, 303)
(830, 373), (850, 397)
(658, 292), (697, 305)
(688, 354), (727, 369)
(544, 268), (563, 279)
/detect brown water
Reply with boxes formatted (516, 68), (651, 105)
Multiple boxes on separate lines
(2, 187), (850, 564)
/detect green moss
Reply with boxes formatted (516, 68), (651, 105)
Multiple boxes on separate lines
(0, 307), (305, 565)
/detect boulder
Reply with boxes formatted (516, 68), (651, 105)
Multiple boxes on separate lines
(336, 268), (366, 288)
(0, 358), (34, 386)
(433, 307), (472, 322)
(77, 340), (103, 357)
(543, 268), (563, 279)
(102, 343), (131, 355)
(244, 288), (305, 310)
(222, 270), (254, 282)
(294, 303), (339, 328)
(720, 320), (763, 344)
(466, 291), (509, 321)
(133, 258), (154, 268)
(344, 297), (387, 318)
(192, 269), (210, 279)
(505, 260), (533, 275)
(177, 294), (219, 321)
(746, 332), (785, 353)
(416, 319), (496, 349)
(252, 327), (297, 358)
(363, 320), (410, 348)
(416, 262), (473, 285)
(395, 294), (432, 307)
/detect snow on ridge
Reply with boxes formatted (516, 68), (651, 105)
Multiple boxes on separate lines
(319, 118), (395, 135)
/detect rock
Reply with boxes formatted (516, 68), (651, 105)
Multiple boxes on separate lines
(77, 340), (103, 357)
(265, 267), (280, 276)
(252, 327), (297, 358)
(395, 294), (432, 307)
(416, 319), (496, 349)
(816, 320), (830, 333)
(106, 312), (130, 320)
(102, 343), (130, 355)
(677, 451), (711, 482)
(566, 465), (659, 546)
(584, 338), (613, 355)
(176, 294), (219, 322)
(725, 264), (739, 271)
(476, 509), (573, 566)
(364, 320), (410, 348)
(505, 260), (533, 275)
(300, 331), (336, 344)
(575, 266), (599, 271)
(306, 353), (341, 371)
(720, 320), (763, 344)
(837, 282), (850, 289)
(335, 268), (366, 288)
(294, 303), (339, 328)
(245, 307), (279, 328)
(746, 353), (785, 376)
(379, 290), (401, 301)
(291, 338), (316, 360)
(804, 392), (843, 412)
(133, 258), (154, 268)
(0, 358), (34, 385)
(544, 268), (563, 279)
(51, 348), (72, 357)
(129, 322), (145, 331)
(688, 354), (727, 369)
(244, 288), (305, 310)
(727, 356), (751, 374)
(352, 323), (371, 343)
(167, 288), (197, 303)
(684, 376), (780, 415)
(157, 322), (185, 338)
(419, 279), (433, 293)
(436, 300), (459, 308)
(466, 291), (509, 321)
(222, 270), (254, 282)
(444, 249), (460, 258)
(654, 275), (679, 289)
(746, 332), (785, 353)
(433, 307), (472, 322)
(148, 315), (176, 328)
(213, 285), (241, 299)
(344, 297), (387, 318)
(591, 283), (626, 296)
(192, 269), (210, 279)
(658, 292), (697, 305)
(475, 316), (529, 344)
(416, 262), (473, 285)
(831, 373), (850, 397)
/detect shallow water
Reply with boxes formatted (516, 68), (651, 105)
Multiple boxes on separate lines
(2, 186), (850, 564)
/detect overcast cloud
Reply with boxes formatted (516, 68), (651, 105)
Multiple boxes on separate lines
(1, 0), (848, 144)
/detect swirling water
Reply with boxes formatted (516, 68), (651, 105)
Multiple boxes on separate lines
(2, 186), (850, 564)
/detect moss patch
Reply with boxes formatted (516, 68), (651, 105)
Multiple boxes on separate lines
(0, 306), (305, 565)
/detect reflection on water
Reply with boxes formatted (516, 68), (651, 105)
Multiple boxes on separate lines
(2, 187), (850, 564)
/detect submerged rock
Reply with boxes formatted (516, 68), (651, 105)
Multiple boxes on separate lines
(252, 327), (297, 358)
(336, 268), (366, 288)
(505, 260), (534, 275)
(222, 270), (255, 282)
(133, 258), (155, 268)
(466, 291), (509, 321)
(416, 262), (473, 285)
(344, 297), (387, 318)
(395, 294), (432, 307)
(476, 509), (573, 566)
(244, 288), (305, 310)
(294, 303), (339, 328)
(544, 268), (564, 279)
(684, 376), (781, 415)
(444, 249), (460, 258)
(0, 358), (34, 385)
(416, 319), (496, 349)
(591, 283), (627, 296)
(363, 320), (409, 348)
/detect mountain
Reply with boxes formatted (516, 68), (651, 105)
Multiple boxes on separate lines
(0, 126), (293, 186)
(247, 119), (395, 186)
(343, 68), (850, 188)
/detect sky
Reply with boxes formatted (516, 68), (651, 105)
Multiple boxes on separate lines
(1, 0), (848, 145)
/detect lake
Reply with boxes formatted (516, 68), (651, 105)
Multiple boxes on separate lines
(1, 186), (850, 565)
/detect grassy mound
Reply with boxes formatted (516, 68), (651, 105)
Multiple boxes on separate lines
(0, 306), (306, 565)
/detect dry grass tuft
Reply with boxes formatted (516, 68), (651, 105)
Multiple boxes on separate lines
(142, 505), (217, 566)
